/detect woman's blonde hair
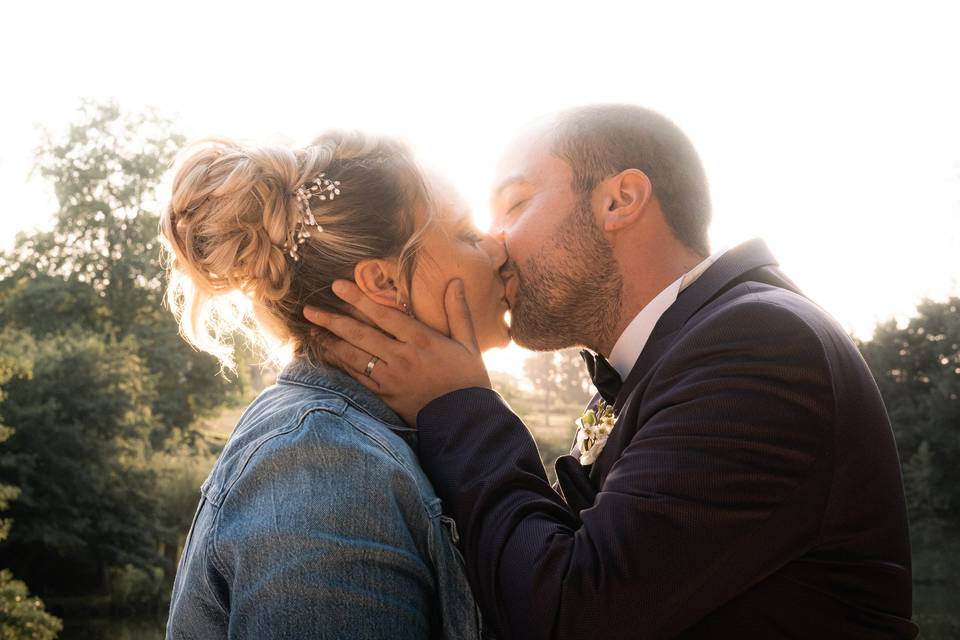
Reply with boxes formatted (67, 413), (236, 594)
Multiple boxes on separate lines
(159, 131), (431, 369)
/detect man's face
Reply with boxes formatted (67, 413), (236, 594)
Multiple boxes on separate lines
(490, 130), (623, 351)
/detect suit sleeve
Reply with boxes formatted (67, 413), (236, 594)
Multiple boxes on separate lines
(416, 299), (835, 640)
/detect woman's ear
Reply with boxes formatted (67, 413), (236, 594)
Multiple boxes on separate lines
(600, 169), (654, 232)
(353, 259), (402, 308)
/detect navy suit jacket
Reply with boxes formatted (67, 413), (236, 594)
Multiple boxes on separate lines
(416, 239), (917, 639)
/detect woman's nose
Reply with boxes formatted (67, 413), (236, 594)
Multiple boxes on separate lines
(482, 233), (508, 270)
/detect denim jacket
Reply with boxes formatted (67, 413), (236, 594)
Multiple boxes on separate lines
(166, 359), (485, 639)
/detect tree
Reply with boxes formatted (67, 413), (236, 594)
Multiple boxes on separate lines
(0, 329), (62, 640)
(524, 352), (560, 426)
(555, 349), (594, 407)
(858, 297), (960, 532)
(0, 100), (238, 437)
(0, 274), (108, 339)
(0, 329), (164, 595)
(523, 349), (594, 426)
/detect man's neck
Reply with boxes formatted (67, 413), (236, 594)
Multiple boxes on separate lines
(596, 246), (706, 357)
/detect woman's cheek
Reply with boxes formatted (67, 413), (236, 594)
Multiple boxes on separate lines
(410, 276), (446, 334)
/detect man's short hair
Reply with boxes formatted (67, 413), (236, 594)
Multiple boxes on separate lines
(550, 104), (712, 256)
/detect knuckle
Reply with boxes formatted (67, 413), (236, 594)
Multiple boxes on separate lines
(326, 316), (347, 334)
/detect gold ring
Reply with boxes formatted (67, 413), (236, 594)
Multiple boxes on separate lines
(363, 355), (380, 377)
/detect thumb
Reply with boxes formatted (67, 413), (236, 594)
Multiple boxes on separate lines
(444, 279), (480, 352)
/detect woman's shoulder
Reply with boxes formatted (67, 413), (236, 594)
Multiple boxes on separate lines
(204, 383), (440, 519)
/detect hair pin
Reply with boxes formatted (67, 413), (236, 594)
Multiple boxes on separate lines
(286, 173), (341, 261)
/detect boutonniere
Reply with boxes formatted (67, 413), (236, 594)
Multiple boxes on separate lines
(575, 400), (617, 466)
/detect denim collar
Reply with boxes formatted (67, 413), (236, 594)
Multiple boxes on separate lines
(276, 358), (412, 434)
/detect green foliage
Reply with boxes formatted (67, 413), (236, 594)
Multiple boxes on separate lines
(0, 329), (35, 389)
(0, 570), (62, 640)
(523, 349), (593, 426)
(0, 329), (35, 543)
(0, 332), (61, 640)
(108, 565), (165, 615)
(0, 330), (163, 584)
(23, 101), (181, 303)
(0, 100), (237, 436)
(0, 275), (108, 339)
(0, 101), (242, 622)
(0, 291), (221, 610)
(858, 297), (960, 529)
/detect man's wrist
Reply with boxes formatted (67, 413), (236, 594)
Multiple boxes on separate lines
(416, 386), (504, 429)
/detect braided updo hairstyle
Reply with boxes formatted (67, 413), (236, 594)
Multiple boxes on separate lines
(160, 131), (431, 368)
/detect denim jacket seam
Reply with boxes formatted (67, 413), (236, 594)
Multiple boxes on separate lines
(340, 413), (443, 520)
(278, 377), (411, 434)
(201, 510), (231, 617)
(205, 402), (344, 506)
(207, 405), (342, 587)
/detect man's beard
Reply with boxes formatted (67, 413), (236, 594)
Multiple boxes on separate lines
(507, 198), (624, 352)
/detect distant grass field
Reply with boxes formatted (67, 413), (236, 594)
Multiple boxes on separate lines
(195, 403), (248, 439)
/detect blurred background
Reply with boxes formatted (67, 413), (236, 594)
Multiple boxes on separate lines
(0, 0), (957, 637)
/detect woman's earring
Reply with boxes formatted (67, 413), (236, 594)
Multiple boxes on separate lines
(400, 301), (414, 318)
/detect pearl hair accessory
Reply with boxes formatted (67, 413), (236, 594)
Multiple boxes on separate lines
(286, 173), (341, 261)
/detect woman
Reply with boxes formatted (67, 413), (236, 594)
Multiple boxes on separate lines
(161, 131), (510, 639)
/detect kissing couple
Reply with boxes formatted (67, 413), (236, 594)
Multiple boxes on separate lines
(163, 105), (917, 639)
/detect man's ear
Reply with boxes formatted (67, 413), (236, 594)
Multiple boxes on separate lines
(353, 259), (402, 308)
(598, 169), (654, 232)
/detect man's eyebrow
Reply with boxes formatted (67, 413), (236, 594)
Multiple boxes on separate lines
(492, 174), (529, 199)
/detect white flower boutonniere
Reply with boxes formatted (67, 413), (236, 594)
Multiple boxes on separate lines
(575, 400), (617, 466)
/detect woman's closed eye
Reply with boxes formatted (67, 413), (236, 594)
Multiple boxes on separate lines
(460, 229), (485, 246)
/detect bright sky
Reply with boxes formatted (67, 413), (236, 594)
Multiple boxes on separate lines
(2, 0), (958, 375)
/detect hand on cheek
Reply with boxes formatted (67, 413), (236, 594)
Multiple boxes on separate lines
(305, 279), (491, 425)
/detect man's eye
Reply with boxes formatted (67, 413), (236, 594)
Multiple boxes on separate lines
(505, 199), (527, 217)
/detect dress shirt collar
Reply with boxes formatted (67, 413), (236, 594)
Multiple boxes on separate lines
(607, 248), (727, 379)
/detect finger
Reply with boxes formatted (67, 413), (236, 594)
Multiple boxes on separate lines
(444, 279), (480, 352)
(323, 338), (384, 379)
(330, 280), (421, 342)
(304, 307), (402, 361)
(350, 364), (382, 394)
(318, 339), (383, 393)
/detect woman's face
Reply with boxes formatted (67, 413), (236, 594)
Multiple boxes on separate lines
(408, 179), (511, 351)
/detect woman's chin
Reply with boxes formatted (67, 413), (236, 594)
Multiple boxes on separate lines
(477, 319), (512, 352)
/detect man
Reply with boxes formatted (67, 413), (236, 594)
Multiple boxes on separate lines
(306, 105), (917, 638)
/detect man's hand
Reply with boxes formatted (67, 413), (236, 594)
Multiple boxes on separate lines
(303, 278), (491, 425)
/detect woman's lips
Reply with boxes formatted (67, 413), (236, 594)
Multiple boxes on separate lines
(503, 274), (518, 307)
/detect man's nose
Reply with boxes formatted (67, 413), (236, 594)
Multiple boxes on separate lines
(489, 215), (510, 238)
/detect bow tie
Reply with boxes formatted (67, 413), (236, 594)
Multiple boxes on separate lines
(580, 350), (622, 404)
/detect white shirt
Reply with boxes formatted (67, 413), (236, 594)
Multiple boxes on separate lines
(607, 249), (727, 379)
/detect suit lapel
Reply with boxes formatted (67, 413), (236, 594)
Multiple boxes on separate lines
(582, 239), (801, 486)
(562, 239), (802, 497)
(613, 238), (785, 414)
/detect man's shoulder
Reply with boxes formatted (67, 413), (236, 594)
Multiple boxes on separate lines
(652, 280), (863, 395)
(687, 280), (851, 352)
